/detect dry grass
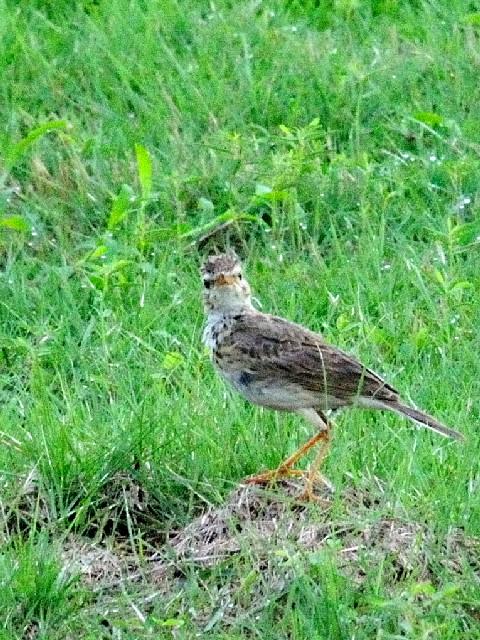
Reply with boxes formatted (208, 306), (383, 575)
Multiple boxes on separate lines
(59, 481), (479, 599)
(3, 468), (478, 635)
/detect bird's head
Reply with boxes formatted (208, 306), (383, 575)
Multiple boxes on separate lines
(200, 253), (253, 313)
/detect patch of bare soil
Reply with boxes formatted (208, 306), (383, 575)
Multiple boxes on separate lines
(61, 536), (131, 588)
(60, 480), (479, 596)
(4, 469), (478, 632)
(169, 482), (478, 585)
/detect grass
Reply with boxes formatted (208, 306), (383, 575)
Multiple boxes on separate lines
(1, 0), (480, 637)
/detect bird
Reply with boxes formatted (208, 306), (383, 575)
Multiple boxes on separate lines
(200, 252), (464, 501)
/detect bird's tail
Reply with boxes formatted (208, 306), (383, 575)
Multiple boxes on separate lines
(387, 401), (465, 441)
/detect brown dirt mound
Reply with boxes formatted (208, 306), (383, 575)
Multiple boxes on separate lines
(61, 480), (479, 595)
(170, 482), (438, 584)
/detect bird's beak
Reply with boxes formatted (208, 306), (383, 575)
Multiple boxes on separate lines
(214, 274), (237, 286)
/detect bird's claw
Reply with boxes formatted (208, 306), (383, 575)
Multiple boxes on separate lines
(244, 466), (334, 505)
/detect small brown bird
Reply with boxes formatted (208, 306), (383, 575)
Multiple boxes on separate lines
(200, 253), (464, 501)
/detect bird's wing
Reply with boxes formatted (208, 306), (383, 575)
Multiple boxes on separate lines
(221, 312), (398, 401)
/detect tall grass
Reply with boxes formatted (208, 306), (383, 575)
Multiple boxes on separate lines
(0, 0), (479, 636)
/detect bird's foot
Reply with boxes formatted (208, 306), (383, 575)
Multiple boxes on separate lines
(244, 467), (334, 505)
(244, 467), (305, 485)
(296, 470), (334, 504)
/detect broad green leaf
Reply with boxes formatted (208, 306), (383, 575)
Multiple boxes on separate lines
(6, 120), (69, 170)
(87, 244), (108, 261)
(252, 189), (289, 204)
(135, 144), (152, 199)
(162, 351), (184, 369)
(413, 111), (443, 127)
(108, 184), (135, 230)
(88, 274), (104, 290)
(450, 219), (480, 247)
(465, 12), (480, 25)
(158, 618), (185, 628)
(410, 581), (436, 596)
(434, 269), (445, 285)
(449, 280), (473, 293)
(0, 216), (31, 231)
(336, 312), (350, 331)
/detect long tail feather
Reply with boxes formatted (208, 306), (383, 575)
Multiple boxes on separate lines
(388, 402), (464, 441)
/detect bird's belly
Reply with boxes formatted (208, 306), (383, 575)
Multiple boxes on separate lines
(222, 369), (341, 412)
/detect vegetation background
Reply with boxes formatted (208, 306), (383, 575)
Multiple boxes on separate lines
(0, 0), (479, 637)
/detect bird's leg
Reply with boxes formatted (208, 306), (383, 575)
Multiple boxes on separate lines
(244, 430), (327, 485)
(296, 410), (333, 502)
(244, 409), (334, 499)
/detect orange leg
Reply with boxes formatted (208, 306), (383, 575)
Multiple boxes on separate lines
(244, 429), (328, 484)
(297, 424), (332, 502)
(245, 409), (333, 501)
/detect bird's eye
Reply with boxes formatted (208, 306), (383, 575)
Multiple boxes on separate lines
(204, 279), (212, 289)
(238, 274), (242, 280)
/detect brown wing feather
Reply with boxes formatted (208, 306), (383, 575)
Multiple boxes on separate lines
(221, 312), (399, 403)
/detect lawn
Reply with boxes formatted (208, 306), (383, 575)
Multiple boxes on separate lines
(1, 0), (479, 637)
